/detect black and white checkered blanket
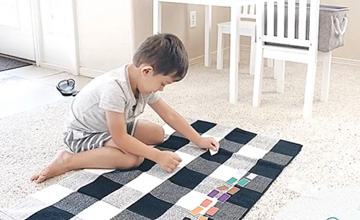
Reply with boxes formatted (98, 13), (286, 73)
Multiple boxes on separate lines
(0, 120), (302, 220)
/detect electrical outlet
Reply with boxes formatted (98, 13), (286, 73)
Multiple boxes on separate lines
(190, 11), (196, 28)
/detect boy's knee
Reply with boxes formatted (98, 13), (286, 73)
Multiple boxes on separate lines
(145, 126), (164, 144)
(125, 155), (144, 168)
(135, 156), (144, 167)
(155, 127), (165, 144)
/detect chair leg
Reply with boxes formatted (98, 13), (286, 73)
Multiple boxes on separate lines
(267, 59), (274, 67)
(216, 27), (224, 70)
(252, 51), (264, 107)
(249, 29), (256, 75)
(303, 59), (317, 119)
(275, 60), (285, 93)
(321, 52), (332, 101)
(265, 59), (276, 79)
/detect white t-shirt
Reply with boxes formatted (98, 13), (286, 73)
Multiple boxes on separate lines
(65, 64), (160, 133)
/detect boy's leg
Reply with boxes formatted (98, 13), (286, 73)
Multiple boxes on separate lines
(30, 146), (142, 183)
(133, 119), (164, 145)
(31, 119), (164, 183)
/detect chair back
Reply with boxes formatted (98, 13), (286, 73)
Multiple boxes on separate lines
(257, 0), (320, 49)
(240, 4), (257, 20)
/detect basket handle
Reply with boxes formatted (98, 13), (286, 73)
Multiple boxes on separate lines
(334, 16), (348, 36)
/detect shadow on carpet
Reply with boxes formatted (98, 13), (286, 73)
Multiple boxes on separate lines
(0, 119), (302, 220)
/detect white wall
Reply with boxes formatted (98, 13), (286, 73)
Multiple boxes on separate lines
(132, 0), (231, 62)
(76, 0), (134, 77)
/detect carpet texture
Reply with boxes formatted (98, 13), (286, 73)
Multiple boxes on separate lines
(1, 57), (360, 219)
(0, 56), (31, 72)
(0, 119), (301, 220)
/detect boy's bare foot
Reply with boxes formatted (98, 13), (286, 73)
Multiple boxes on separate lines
(30, 150), (72, 183)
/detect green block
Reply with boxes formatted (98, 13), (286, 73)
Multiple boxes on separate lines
(226, 177), (238, 184)
(237, 178), (249, 187)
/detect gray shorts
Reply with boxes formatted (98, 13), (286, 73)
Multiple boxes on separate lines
(63, 120), (138, 153)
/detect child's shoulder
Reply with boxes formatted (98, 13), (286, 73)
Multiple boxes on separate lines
(80, 65), (129, 95)
(98, 65), (127, 82)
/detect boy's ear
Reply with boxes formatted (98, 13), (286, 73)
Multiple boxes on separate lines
(141, 65), (154, 76)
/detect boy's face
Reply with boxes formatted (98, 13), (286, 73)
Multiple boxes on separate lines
(139, 65), (177, 94)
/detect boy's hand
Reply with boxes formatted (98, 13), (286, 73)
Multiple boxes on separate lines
(155, 151), (182, 173)
(196, 137), (220, 152)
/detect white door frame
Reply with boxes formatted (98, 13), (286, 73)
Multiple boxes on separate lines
(29, 0), (42, 67)
(29, 0), (79, 75)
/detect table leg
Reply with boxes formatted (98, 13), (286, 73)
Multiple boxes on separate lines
(229, 3), (240, 103)
(204, 5), (212, 67)
(153, 0), (162, 34)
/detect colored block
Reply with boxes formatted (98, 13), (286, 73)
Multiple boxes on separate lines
(190, 206), (203, 215)
(228, 187), (240, 195)
(246, 173), (258, 180)
(218, 193), (230, 202)
(209, 149), (218, 156)
(207, 189), (219, 198)
(227, 177), (238, 184)
(198, 216), (208, 220)
(200, 199), (212, 208)
(206, 206), (219, 216)
(217, 185), (229, 191)
(237, 178), (249, 187)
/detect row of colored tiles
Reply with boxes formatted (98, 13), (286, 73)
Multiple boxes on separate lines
(183, 173), (258, 220)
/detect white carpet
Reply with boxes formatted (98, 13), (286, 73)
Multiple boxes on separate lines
(275, 186), (360, 219)
(1, 59), (359, 219)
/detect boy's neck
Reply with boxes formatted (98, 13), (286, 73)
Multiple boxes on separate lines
(128, 64), (140, 99)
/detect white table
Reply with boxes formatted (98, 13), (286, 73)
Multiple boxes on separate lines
(153, 0), (254, 103)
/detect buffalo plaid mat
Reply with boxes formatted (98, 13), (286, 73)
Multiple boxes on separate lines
(0, 120), (302, 220)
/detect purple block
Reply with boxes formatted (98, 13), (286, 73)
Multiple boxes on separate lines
(207, 189), (219, 198)
(218, 193), (230, 202)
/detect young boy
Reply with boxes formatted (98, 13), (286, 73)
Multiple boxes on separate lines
(31, 33), (219, 183)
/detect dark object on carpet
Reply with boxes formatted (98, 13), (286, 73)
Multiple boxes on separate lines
(0, 56), (32, 72)
(0, 120), (302, 220)
(56, 79), (79, 96)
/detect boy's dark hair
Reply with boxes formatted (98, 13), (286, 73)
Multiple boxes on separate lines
(133, 33), (189, 80)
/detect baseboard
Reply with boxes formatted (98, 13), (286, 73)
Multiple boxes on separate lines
(332, 57), (360, 67)
(79, 67), (106, 78)
(41, 46), (359, 78)
(189, 55), (205, 66)
(40, 63), (71, 73)
(189, 45), (250, 66)
(39, 64), (106, 78)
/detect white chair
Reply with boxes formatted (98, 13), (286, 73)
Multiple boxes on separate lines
(217, 4), (257, 74)
(252, 0), (332, 118)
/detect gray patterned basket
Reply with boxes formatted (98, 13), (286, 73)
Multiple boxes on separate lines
(318, 5), (349, 53)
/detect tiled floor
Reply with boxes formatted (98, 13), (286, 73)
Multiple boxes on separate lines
(0, 65), (93, 118)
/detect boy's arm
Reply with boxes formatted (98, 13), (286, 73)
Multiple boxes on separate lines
(149, 98), (219, 151)
(105, 110), (181, 172)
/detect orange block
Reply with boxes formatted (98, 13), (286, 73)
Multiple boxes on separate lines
(190, 206), (203, 215)
(217, 185), (229, 191)
(206, 206), (219, 216)
(228, 187), (240, 195)
(198, 216), (208, 220)
(200, 199), (212, 208)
